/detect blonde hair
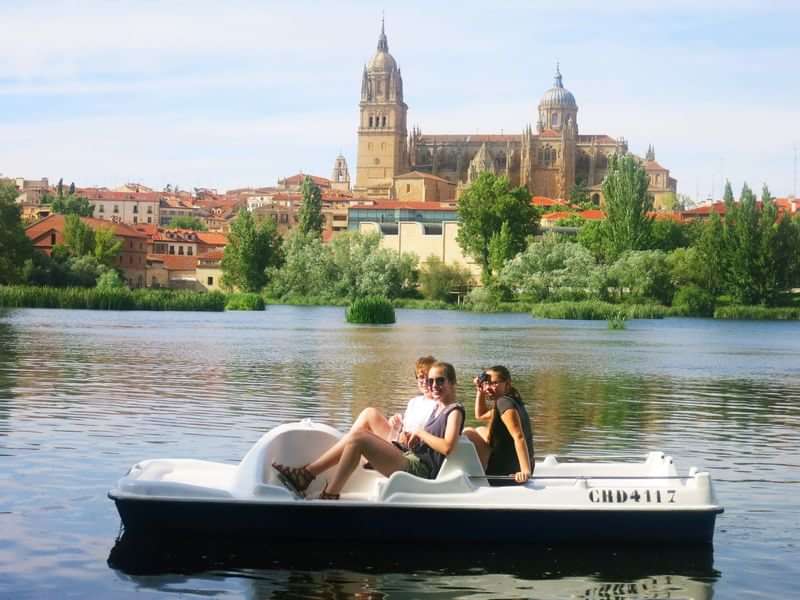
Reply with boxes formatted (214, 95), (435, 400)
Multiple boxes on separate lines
(415, 355), (436, 377)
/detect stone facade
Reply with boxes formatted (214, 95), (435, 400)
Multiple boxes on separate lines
(355, 27), (677, 204)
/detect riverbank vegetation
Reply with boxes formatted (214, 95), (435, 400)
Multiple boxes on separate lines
(3, 169), (800, 319)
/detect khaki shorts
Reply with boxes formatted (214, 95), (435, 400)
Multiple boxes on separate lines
(403, 451), (432, 479)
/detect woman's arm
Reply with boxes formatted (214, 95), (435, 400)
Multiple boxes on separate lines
(500, 408), (532, 482)
(474, 379), (493, 422)
(414, 409), (464, 456)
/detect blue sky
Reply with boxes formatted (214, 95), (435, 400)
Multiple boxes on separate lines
(1, 1), (798, 200)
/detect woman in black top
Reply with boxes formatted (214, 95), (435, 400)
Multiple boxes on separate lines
(463, 365), (533, 483)
(273, 361), (464, 499)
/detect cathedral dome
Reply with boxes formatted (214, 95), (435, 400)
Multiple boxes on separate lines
(367, 20), (397, 73)
(368, 49), (397, 73)
(539, 65), (577, 109)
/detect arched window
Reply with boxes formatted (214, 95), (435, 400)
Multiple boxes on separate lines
(591, 193), (600, 206)
(551, 112), (559, 127)
(382, 115), (387, 127)
(368, 116), (373, 128)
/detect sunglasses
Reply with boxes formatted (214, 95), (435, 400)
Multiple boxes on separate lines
(427, 376), (448, 387)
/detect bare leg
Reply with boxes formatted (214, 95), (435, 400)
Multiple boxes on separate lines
(463, 427), (492, 469)
(325, 431), (409, 495)
(306, 407), (391, 476)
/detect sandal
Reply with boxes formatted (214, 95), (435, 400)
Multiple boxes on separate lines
(318, 484), (340, 501)
(272, 462), (315, 496)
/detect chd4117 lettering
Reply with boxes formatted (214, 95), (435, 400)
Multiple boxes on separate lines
(588, 489), (676, 504)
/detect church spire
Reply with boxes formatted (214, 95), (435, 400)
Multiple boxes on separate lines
(554, 62), (563, 88)
(377, 16), (388, 52)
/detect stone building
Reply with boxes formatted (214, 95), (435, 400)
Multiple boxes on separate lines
(354, 24), (676, 206)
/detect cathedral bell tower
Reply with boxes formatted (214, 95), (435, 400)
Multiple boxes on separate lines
(354, 20), (409, 197)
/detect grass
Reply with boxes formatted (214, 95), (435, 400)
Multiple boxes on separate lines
(345, 295), (396, 324)
(225, 292), (266, 311)
(0, 285), (226, 311)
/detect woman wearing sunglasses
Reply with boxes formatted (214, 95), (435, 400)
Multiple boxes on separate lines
(463, 365), (533, 484)
(273, 361), (464, 500)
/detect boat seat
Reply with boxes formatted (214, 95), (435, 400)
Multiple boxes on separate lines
(374, 436), (485, 501)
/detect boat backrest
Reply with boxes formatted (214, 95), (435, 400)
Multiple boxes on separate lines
(437, 436), (485, 480)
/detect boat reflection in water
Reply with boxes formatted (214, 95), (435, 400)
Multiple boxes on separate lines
(108, 532), (719, 599)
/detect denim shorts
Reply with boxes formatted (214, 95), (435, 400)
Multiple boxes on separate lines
(403, 451), (432, 479)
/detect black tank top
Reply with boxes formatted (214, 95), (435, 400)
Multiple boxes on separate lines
(412, 402), (465, 478)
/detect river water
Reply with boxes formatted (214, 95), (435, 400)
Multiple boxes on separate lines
(0, 306), (798, 599)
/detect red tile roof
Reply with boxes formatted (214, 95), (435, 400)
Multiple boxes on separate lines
(279, 173), (331, 187)
(25, 214), (148, 239)
(147, 254), (198, 271)
(532, 196), (567, 207)
(195, 231), (228, 246)
(643, 159), (667, 171)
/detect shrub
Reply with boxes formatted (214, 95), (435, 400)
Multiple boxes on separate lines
(225, 292), (266, 311)
(672, 285), (715, 317)
(608, 311), (627, 329)
(418, 256), (473, 303)
(346, 295), (396, 324)
(606, 250), (674, 305)
(95, 270), (125, 292)
(0, 285), (226, 311)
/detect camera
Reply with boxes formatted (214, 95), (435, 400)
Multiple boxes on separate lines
(477, 371), (489, 384)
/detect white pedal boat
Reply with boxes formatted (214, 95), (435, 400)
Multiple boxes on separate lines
(109, 419), (723, 544)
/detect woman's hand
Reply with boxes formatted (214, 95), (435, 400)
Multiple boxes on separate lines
(407, 430), (422, 449)
(514, 470), (531, 484)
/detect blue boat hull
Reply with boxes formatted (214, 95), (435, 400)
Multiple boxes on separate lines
(111, 495), (721, 544)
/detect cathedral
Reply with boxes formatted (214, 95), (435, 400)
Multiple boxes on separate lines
(354, 23), (677, 207)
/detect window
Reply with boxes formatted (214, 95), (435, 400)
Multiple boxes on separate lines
(368, 116), (373, 127)
(50, 232), (56, 245)
(187, 247), (193, 256)
(178, 246), (184, 255)
(382, 115), (387, 127)
(406, 184), (411, 193)
(114, 205), (119, 213)
(147, 217), (152, 224)
(207, 276), (214, 286)
(169, 245), (175, 255)
(129, 255), (133, 265)
(129, 240), (133, 249)
(552, 112), (559, 127)
(154, 243), (167, 254)
(133, 205), (138, 213)
(99, 205), (104, 213)
(147, 206), (152, 214)
(133, 216), (138, 224)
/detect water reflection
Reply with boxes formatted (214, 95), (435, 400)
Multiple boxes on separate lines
(109, 532), (718, 599)
(0, 318), (16, 430)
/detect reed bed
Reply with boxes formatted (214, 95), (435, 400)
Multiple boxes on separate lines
(346, 295), (396, 324)
(714, 305), (800, 320)
(531, 300), (667, 320)
(0, 285), (226, 311)
(225, 292), (266, 311)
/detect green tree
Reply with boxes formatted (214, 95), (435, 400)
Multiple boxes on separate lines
(419, 255), (472, 302)
(723, 180), (735, 204)
(68, 181), (76, 195)
(51, 195), (94, 217)
(168, 215), (207, 231)
(576, 219), (612, 262)
(499, 233), (605, 302)
(569, 177), (591, 208)
(221, 210), (283, 292)
(602, 154), (654, 259)
(456, 172), (539, 284)
(57, 178), (64, 198)
(649, 219), (689, 252)
(606, 250), (673, 305)
(298, 176), (324, 237)
(268, 230), (335, 299)
(724, 183), (761, 304)
(63, 214), (95, 256)
(93, 226), (123, 267)
(0, 181), (34, 284)
(692, 212), (726, 297)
